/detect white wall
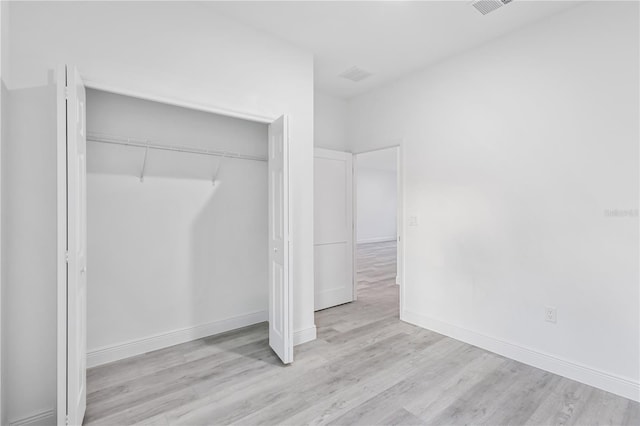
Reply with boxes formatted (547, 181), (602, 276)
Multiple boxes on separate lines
(314, 91), (348, 151)
(0, 2), (7, 423)
(86, 90), (268, 364)
(4, 2), (315, 423)
(348, 2), (639, 400)
(5, 84), (57, 425)
(356, 149), (397, 244)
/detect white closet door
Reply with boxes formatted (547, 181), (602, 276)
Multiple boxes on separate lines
(57, 64), (88, 426)
(314, 148), (354, 311)
(268, 115), (293, 364)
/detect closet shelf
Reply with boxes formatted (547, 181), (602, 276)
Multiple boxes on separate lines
(86, 133), (268, 163)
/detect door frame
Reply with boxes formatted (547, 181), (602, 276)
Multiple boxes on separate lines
(83, 79), (277, 124)
(57, 69), (294, 424)
(56, 65), (67, 426)
(352, 143), (405, 316)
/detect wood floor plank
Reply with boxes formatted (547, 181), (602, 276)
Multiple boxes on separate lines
(280, 339), (469, 426)
(327, 346), (500, 426)
(381, 408), (426, 426)
(525, 378), (594, 426)
(239, 337), (466, 426)
(84, 241), (639, 426)
(569, 388), (635, 426)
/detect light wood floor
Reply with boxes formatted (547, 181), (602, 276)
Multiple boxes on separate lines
(85, 241), (639, 425)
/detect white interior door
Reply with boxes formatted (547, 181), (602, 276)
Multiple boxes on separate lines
(268, 115), (293, 364)
(57, 65), (87, 426)
(313, 148), (354, 311)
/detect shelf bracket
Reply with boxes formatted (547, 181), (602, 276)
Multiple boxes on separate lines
(140, 145), (149, 183)
(212, 152), (228, 186)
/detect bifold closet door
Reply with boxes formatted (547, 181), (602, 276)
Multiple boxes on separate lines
(313, 148), (354, 310)
(268, 115), (293, 364)
(57, 64), (88, 426)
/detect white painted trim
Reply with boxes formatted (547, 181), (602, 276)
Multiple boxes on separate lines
(55, 64), (68, 426)
(356, 236), (396, 244)
(87, 311), (268, 368)
(293, 325), (317, 346)
(9, 410), (55, 426)
(352, 153), (358, 302)
(353, 141), (403, 156)
(0, 6), (3, 422)
(397, 144), (406, 317)
(402, 309), (640, 402)
(84, 79), (277, 124)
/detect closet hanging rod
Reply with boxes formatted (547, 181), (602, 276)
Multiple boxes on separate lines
(86, 133), (268, 162)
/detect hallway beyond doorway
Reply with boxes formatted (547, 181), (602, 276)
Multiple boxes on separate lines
(357, 240), (397, 295)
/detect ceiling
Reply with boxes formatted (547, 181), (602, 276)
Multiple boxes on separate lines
(208, 1), (580, 99)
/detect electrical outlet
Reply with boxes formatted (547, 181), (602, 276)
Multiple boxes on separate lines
(544, 306), (557, 324)
(408, 215), (419, 227)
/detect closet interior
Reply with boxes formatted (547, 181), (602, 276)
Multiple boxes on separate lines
(85, 89), (269, 368)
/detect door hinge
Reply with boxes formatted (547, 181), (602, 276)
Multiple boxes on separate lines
(65, 251), (70, 263)
(65, 415), (70, 425)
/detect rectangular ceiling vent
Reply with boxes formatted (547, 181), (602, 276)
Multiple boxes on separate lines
(339, 66), (373, 83)
(472, 0), (512, 15)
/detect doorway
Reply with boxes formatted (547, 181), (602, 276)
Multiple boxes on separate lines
(312, 145), (403, 317)
(354, 146), (401, 314)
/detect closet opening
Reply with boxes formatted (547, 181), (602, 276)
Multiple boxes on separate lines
(57, 64), (293, 426)
(85, 88), (273, 372)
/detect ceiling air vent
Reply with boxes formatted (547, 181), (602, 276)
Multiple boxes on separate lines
(339, 66), (373, 83)
(472, 0), (512, 15)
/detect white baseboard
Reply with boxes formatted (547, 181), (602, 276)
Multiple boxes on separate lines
(402, 310), (640, 402)
(88, 310), (268, 368)
(9, 410), (55, 426)
(294, 325), (317, 346)
(357, 236), (396, 244)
